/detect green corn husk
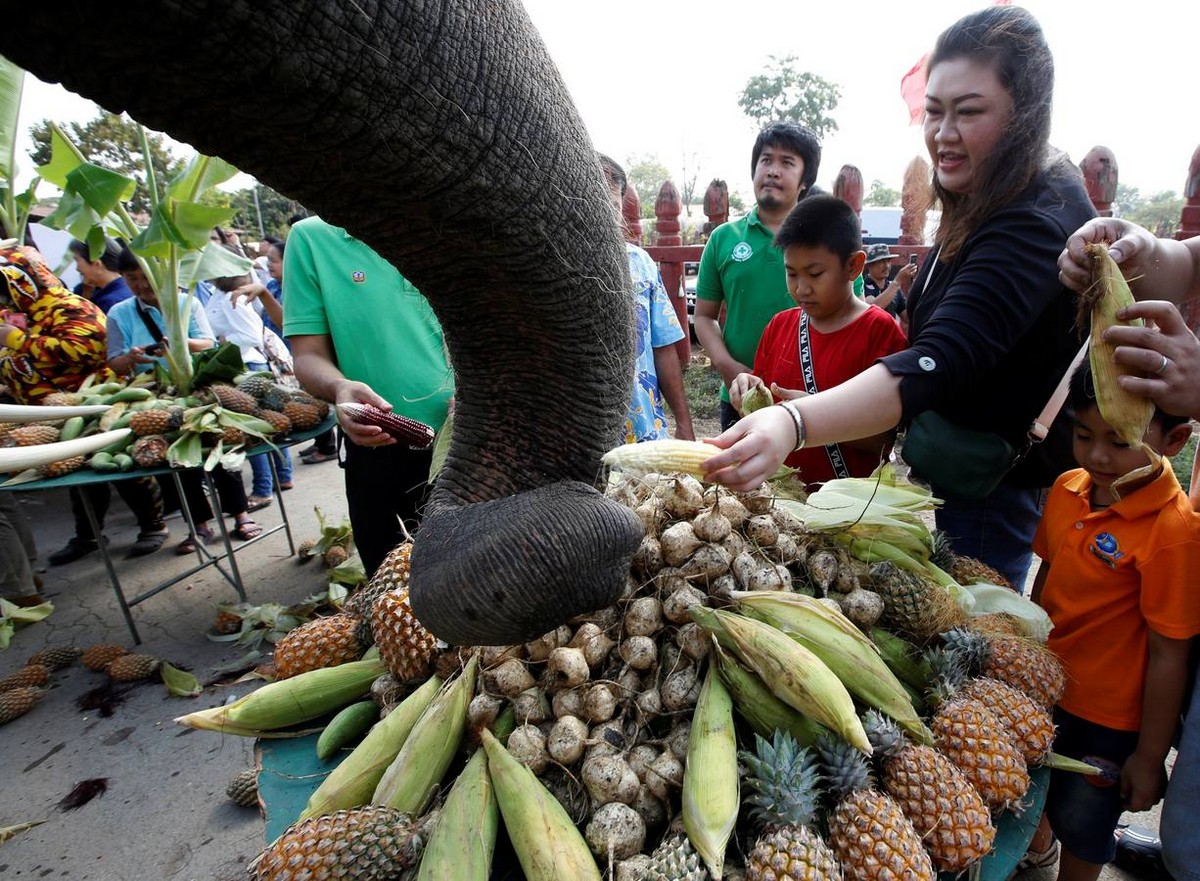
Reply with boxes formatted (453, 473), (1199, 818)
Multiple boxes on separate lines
(691, 606), (870, 753)
(373, 656), (477, 814)
(733, 591), (932, 745)
(712, 642), (824, 746)
(175, 657), (385, 735)
(682, 664), (740, 881)
(299, 674), (443, 820)
(415, 707), (518, 880)
(870, 627), (933, 691)
(1045, 752), (1103, 775)
(481, 728), (602, 881)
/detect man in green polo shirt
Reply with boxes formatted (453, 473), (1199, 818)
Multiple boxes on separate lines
(284, 218), (454, 577)
(694, 121), (821, 430)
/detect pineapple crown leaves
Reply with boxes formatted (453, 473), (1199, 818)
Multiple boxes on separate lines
(740, 730), (823, 831)
(813, 731), (874, 803)
(861, 709), (906, 762)
(939, 628), (988, 674)
(923, 646), (972, 706)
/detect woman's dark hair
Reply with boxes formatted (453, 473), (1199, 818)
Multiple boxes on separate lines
(928, 6), (1059, 259)
(69, 237), (123, 271)
(269, 238), (285, 258)
(750, 122), (821, 193)
(597, 153), (627, 198)
(774, 194), (862, 264)
(1069, 361), (1189, 433)
(261, 235), (283, 247)
(115, 245), (141, 273)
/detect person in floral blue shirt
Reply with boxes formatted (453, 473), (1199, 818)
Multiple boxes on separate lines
(600, 155), (694, 443)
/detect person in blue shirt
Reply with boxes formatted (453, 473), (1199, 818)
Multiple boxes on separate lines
(69, 238), (133, 315)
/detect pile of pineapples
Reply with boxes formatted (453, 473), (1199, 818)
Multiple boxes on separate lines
(0, 371), (328, 480)
(174, 463), (1067, 881)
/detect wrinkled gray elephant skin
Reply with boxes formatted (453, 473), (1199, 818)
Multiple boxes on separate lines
(7, 0), (644, 645)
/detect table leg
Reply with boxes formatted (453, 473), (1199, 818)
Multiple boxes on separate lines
(202, 470), (247, 601)
(268, 453), (295, 556)
(80, 489), (140, 644)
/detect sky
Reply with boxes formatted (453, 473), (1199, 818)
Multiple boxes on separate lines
(11, 1), (1198, 209)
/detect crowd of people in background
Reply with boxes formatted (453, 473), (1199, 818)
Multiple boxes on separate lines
(2, 5), (1200, 878)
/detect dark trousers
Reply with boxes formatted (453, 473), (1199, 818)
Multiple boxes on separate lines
(719, 400), (740, 432)
(71, 478), (165, 541)
(158, 467), (248, 525)
(341, 437), (433, 579)
(312, 427), (336, 455)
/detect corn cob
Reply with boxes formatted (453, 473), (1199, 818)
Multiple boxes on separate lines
(1084, 243), (1161, 494)
(175, 657), (385, 735)
(601, 439), (721, 481)
(373, 656), (477, 814)
(480, 727), (603, 881)
(416, 745), (499, 881)
(733, 591), (932, 745)
(712, 642), (824, 746)
(300, 674), (442, 820)
(682, 664), (740, 881)
(338, 402), (436, 448)
(692, 606), (871, 754)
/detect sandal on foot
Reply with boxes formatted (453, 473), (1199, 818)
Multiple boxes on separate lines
(302, 450), (337, 464)
(1017, 838), (1060, 871)
(231, 519), (263, 541)
(175, 535), (200, 555)
(279, 481), (294, 491)
(127, 527), (170, 558)
(246, 495), (273, 512)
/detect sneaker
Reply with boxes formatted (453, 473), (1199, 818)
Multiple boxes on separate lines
(48, 537), (101, 566)
(1113, 825), (1172, 879)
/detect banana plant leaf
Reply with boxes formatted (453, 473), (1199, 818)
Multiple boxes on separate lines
(0, 56), (22, 183)
(33, 123), (84, 188)
(191, 341), (245, 387)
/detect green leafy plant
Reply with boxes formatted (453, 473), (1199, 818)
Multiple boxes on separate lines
(0, 57), (40, 242)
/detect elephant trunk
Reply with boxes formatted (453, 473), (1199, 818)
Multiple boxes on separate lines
(9, 0), (643, 643)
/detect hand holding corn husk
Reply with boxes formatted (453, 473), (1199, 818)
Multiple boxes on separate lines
(1083, 243), (1162, 496)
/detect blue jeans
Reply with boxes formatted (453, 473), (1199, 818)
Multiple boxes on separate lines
(1163, 679), (1200, 880)
(245, 361), (293, 496)
(932, 481), (1045, 590)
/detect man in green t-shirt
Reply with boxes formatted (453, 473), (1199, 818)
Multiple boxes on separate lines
(694, 122), (821, 430)
(284, 218), (454, 577)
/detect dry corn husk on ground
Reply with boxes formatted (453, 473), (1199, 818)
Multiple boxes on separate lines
(208, 465), (1063, 880)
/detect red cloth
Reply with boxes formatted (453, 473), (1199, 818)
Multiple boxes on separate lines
(753, 306), (907, 489)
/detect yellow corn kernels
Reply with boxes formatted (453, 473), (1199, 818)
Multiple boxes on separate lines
(601, 439), (720, 480)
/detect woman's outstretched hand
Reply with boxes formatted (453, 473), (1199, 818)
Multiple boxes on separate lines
(702, 405), (796, 492)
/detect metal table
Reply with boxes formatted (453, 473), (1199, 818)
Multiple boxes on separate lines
(1, 417), (334, 643)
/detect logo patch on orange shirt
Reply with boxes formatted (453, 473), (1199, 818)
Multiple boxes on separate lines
(1088, 531), (1124, 568)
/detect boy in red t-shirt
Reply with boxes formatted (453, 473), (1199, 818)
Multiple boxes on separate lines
(1025, 362), (1200, 881)
(728, 195), (907, 491)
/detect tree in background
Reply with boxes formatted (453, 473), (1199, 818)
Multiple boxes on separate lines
(865, 179), (900, 207)
(1115, 184), (1182, 237)
(738, 55), (840, 140)
(626, 154), (672, 219)
(29, 111), (183, 216)
(226, 183), (307, 240)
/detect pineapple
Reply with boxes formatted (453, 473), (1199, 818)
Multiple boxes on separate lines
(741, 731), (844, 881)
(815, 732), (935, 881)
(3, 424), (61, 446)
(959, 676), (1055, 766)
(39, 455), (86, 479)
(862, 711), (995, 873)
(131, 434), (170, 468)
(964, 613), (1027, 637)
(943, 628), (1065, 709)
(249, 805), (426, 880)
(83, 643), (128, 671)
(929, 529), (1012, 589)
(237, 373), (274, 400)
(0, 664), (51, 691)
(644, 835), (707, 881)
(371, 588), (437, 683)
(41, 390), (83, 407)
(107, 653), (162, 681)
(323, 544), (349, 569)
(28, 645), (83, 671)
(927, 656), (1030, 812)
(208, 383), (259, 414)
(283, 400), (324, 430)
(262, 383), (293, 413)
(213, 608), (243, 635)
(0, 687), (44, 725)
(272, 615), (362, 679)
(867, 561), (963, 640)
(227, 768), (260, 808)
(219, 425), (246, 447)
(345, 543), (412, 617)
(129, 406), (184, 437)
(256, 408), (292, 436)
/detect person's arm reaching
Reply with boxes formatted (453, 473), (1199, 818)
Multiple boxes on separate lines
(652, 345), (694, 440)
(291, 333), (396, 447)
(1059, 218), (1200, 304)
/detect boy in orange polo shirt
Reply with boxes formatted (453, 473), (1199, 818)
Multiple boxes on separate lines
(1028, 362), (1200, 881)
